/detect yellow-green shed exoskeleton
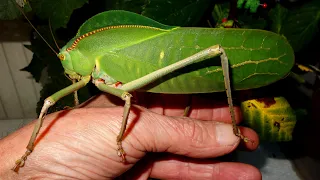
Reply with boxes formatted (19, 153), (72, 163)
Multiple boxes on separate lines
(12, 10), (294, 172)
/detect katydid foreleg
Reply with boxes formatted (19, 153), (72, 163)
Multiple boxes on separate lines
(12, 76), (91, 172)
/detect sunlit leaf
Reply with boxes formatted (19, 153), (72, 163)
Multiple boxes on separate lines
(241, 97), (297, 141)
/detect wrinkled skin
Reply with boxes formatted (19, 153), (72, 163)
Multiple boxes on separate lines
(0, 93), (261, 180)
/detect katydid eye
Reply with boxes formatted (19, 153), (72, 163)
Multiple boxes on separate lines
(59, 54), (65, 61)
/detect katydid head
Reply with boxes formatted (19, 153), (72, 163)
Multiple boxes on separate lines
(57, 52), (73, 77)
(57, 45), (95, 80)
(57, 47), (81, 80)
(13, 1), (87, 81)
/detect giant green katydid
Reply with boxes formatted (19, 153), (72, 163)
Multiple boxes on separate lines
(12, 10), (294, 172)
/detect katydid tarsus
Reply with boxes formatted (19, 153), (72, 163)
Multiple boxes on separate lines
(12, 10), (294, 172)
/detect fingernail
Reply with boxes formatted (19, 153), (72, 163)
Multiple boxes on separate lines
(216, 124), (238, 146)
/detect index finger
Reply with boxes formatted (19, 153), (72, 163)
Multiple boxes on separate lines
(79, 93), (242, 124)
(135, 93), (243, 124)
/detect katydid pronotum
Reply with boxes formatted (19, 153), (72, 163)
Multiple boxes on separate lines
(12, 10), (294, 172)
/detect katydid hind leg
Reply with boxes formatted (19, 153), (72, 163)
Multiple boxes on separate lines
(12, 76), (91, 172)
(120, 44), (252, 143)
(219, 47), (253, 144)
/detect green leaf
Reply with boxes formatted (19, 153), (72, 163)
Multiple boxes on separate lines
(105, 0), (147, 13)
(237, 13), (267, 29)
(269, 4), (288, 34)
(237, 0), (259, 13)
(0, 0), (32, 20)
(211, 2), (229, 23)
(241, 97), (297, 142)
(142, 0), (211, 26)
(30, 0), (88, 29)
(211, 1), (266, 29)
(269, 2), (320, 52)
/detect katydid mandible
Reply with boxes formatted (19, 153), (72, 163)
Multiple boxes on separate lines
(12, 10), (294, 172)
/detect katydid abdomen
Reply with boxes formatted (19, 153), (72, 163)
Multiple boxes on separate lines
(89, 27), (294, 93)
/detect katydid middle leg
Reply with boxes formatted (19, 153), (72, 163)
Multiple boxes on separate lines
(12, 76), (91, 172)
(72, 79), (80, 106)
(64, 72), (80, 107)
(93, 80), (133, 162)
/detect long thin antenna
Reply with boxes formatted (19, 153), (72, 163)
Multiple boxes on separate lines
(49, 19), (60, 50)
(14, 1), (58, 55)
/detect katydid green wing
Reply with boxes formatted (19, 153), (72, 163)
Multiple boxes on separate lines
(76, 10), (177, 36)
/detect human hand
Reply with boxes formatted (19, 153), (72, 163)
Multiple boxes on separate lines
(0, 93), (261, 179)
